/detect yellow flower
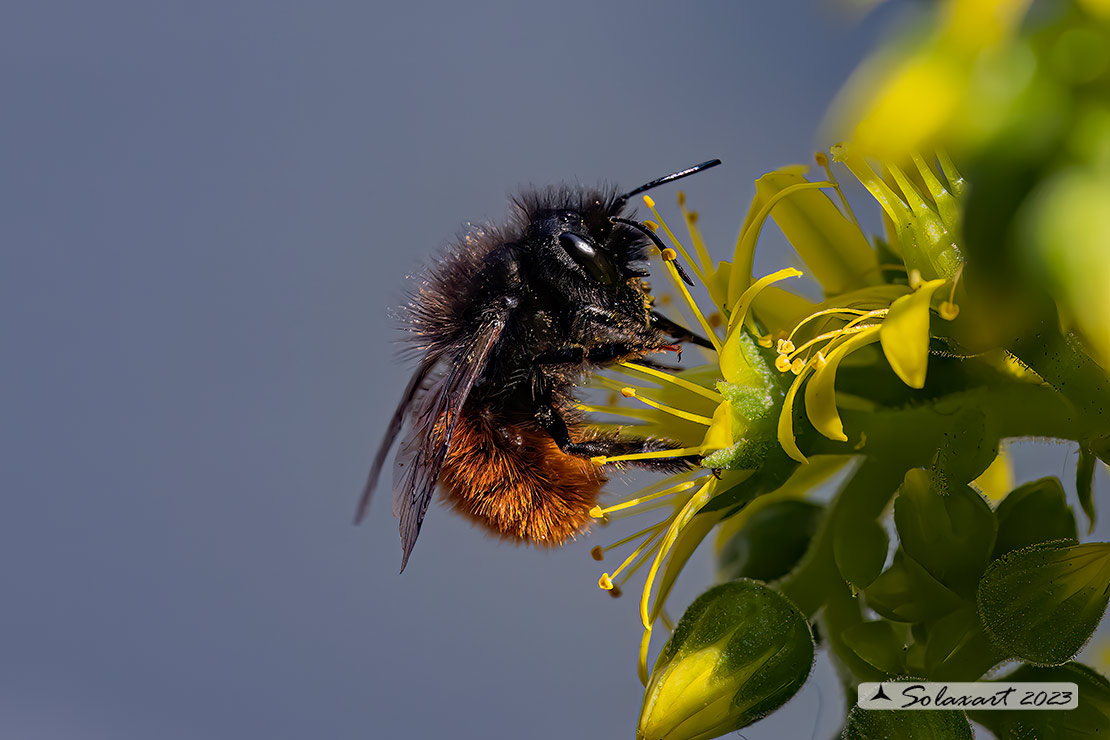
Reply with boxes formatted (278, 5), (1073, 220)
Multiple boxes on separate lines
(587, 147), (973, 680)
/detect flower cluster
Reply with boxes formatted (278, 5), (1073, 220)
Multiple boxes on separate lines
(574, 2), (1110, 738)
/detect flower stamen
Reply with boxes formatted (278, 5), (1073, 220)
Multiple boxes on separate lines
(616, 387), (715, 426)
(617, 361), (723, 402)
(590, 478), (700, 518)
(644, 195), (707, 284)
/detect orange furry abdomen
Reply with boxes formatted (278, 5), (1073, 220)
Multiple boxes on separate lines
(438, 410), (605, 545)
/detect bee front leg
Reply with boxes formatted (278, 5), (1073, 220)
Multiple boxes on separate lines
(650, 311), (714, 349)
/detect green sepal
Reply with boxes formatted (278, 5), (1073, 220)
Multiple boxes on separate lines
(977, 540), (1110, 665)
(639, 580), (814, 740)
(834, 514), (889, 590)
(968, 662), (1110, 739)
(716, 499), (824, 583)
(992, 476), (1077, 558)
(865, 549), (965, 624)
(842, 703), (974, 740)
(894, 469), (996, 598)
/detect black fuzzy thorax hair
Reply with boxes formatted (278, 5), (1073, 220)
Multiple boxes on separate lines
(404, 184), (654, 382)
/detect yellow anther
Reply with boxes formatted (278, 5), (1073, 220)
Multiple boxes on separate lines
(676, 191), (686, 207)
(589, 505), (605, 518)
(643, 195), (655, 209)
(939, 301), (960, 320)
(590, 456), (608, 466)
(599, 573), (614, 590)
(791, 357), (806, 375)
(814, 351), (827, 369)
(775, 354), (792, 372)
(777, 338), (796, 355)
(815, 151), (829, 167)
(757, 333), (774, 348)
(643, 220), (659, 232)
(660, 247), (677, 261)
(621, 387), (637, 397)
(687, 211), (699, 224)
(590, 546), (604, 561)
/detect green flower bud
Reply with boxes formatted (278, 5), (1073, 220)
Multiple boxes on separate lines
(638, 580), (814, 740)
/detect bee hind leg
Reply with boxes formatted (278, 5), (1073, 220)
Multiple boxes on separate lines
(534, 398), (698, 473)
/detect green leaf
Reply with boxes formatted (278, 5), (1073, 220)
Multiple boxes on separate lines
(840, 620), (906, 676)
(968, 662), (1110, 739)
(921, 606), (1005, 681)
(894, 469), (997, 598)
(1078, 443), (1097, 534)
(717, 499), (824, 583)
(865, 549), (965, 624)
(842, 704), (974, 740)
(931, 408), (999, 488)
(992, 477), (1077, 558)
(978, 540), (1110, 665)
(834, 514), (889, 590)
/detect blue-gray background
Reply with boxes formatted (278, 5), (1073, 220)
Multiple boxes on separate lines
(6, 2), (1104, 739)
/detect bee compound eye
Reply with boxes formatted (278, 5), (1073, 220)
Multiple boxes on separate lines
(558, 232), (619, 286)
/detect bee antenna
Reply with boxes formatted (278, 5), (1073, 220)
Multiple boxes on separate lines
(615, 159), (722, 209)
(610, 217), (696, 287)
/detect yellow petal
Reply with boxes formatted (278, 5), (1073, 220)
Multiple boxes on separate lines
(971, 443), (1014, 501)
(699, 400), (736, 452)
(879, 279), (947, 389)
(778, 366), (813, 464)
(648, 506), (728, 626)
(804, 326), (882, 442)
(730, 165), (809, 301)
(750, 286), (816, 344)
(752, 172), (879, 297)
(720, 270), (801, 385)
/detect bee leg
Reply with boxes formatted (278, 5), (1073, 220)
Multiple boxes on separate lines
(533, 396), (698, 473)
(533, 346), (586, 365)
(535, 343), (642, 366)
(650, 311), (714, 349)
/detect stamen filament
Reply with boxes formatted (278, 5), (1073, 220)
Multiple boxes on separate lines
(609, 523), (668, 581)
(593, 478), (699, 516)
(575, 403), (661, 422)
(644, 196), (706, 284)
(592, 446), (707, 465)
(784, 311), (887, 361)
(659, 258), (724, 353)
(596, 519), (671, 553)
(816, 151), (862, 229)
(640, 477), (718, 628)
(617, 362), (723, 402)
(678, 194), (714, 275)
(785, 307), (872, 344)
(619, 387), (715, 425)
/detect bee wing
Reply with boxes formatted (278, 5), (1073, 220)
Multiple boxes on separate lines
(391, 315), (506, 571)
(353, 356), (437, 525)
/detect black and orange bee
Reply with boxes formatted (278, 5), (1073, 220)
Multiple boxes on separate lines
(356, 160), (720, 570)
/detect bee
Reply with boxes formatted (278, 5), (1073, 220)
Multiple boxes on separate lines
(356, 160), (721, 570)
